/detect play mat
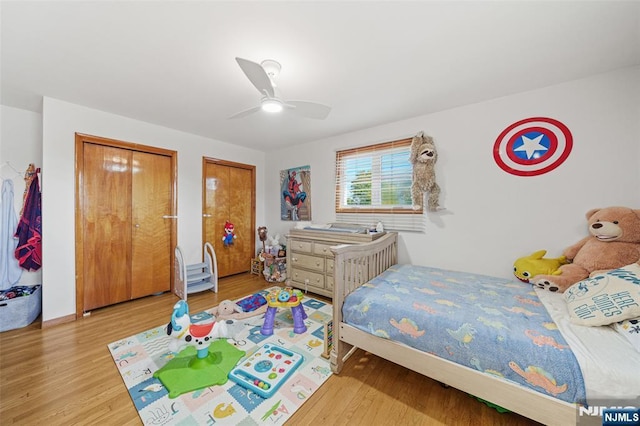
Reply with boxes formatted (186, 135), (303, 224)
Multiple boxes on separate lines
(108, 290), (333, 425)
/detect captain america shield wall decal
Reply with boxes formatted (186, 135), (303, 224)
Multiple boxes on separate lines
(493, 117), (573, 177)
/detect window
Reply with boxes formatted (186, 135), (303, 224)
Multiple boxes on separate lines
(335, 138), (425, 232)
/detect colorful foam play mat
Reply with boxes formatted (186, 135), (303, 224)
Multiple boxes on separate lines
(108, 289), (333, 425)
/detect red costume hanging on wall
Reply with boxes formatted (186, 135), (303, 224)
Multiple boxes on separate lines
(14, 173), (41, 271)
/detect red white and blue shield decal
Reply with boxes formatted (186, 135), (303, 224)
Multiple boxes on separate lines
(493, 117), (573, 177)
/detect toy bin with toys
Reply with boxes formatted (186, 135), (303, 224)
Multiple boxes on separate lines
(262, 253), (287, 283)
(0, 285), (41, 332)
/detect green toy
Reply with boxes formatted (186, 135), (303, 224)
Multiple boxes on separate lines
(153, 339), (245, 398)
(513, 250), (567, 283)
(473, 395), (510, 413)
(153, 300), (245, 398)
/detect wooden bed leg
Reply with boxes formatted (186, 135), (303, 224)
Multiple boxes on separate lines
(331, 339), (355, 374)
(330, 340), (345, 373)
(331, 339), (350, 373)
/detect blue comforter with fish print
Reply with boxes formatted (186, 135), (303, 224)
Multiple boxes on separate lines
(342, 264), (586, 404)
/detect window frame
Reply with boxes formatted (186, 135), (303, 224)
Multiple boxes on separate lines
(335, 137), (422, 215)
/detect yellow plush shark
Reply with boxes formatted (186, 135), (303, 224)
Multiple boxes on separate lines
(513, 250), (567, 283)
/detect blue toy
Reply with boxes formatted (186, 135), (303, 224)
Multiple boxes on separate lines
(228, 343), (303, 398)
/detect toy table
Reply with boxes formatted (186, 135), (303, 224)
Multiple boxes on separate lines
(260, 287), (307, 335)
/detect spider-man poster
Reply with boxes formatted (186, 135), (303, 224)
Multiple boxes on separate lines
(280, 166), (311, 221)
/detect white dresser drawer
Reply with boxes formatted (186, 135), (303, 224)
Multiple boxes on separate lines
(291, 268), (324, 289)
(313, 242), (334, 256)
(326, 275), (334, 292)
(290, 253), (324, 272)
(326, 258), (334, 275)
(290, 239), (312, 253)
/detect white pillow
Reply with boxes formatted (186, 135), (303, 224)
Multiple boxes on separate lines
(612, 317), (640, 352)
(564, 263), (640, 326)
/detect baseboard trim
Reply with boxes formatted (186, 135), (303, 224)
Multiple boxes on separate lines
(42, 313), (76, 328)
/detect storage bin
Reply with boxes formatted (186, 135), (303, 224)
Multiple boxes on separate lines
(0, 285), (41, 332)
(263, 254), (287, 283)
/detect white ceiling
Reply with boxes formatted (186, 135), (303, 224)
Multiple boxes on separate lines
(2, 1), (639, 152)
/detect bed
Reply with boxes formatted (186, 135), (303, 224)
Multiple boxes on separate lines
(330, 232), (640, 426)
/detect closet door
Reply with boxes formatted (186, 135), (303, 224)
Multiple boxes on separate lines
(130, 151), (172, 298)
(227, 166), (253, 274)
(203, 159), (255, 277)
(82, 143), (132, 311)
(76, 133), (177, 316)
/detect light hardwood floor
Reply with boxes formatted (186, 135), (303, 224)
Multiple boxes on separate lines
(0, 273), (540, 425)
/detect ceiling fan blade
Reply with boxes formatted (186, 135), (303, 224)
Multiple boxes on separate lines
(285, 100), (331, 120)
(235, 57), (275, 98)
(228, 105), (261, 119)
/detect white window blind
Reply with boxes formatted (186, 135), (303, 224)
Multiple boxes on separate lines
(335, 138), (425, 232)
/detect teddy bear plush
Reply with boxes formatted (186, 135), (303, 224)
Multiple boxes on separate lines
(532, 206), (640, 292)
(410, 131), (441, 211)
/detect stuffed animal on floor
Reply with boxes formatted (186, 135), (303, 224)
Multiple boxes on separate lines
(410, 131), (441, 211)
(513, 250), (567, 283)
(210, 299), (268, 321)
(532, 206), (640, 292)
(166, 300), (234, 357)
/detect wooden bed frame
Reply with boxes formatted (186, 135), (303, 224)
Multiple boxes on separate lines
(330, 232), (578, 426)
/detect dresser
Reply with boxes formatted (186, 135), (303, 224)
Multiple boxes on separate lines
(286, 228), (386, 298)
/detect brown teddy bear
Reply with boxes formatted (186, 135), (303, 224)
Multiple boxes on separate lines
(410, 131), (441, 211)
(532, 206), (640, 292)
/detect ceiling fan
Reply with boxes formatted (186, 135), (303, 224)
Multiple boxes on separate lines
(230, 57), (331, 120)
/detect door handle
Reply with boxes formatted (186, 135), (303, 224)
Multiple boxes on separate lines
(162, 215), (178, 219)
(202, 214), (212, 218)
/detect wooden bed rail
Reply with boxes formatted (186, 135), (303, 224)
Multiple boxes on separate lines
(330, 232), (398, 372)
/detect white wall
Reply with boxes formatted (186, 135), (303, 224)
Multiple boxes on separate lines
(0, 105), (43, 286)
(5, 66), (639, 322)
(41, 98), (265, 322)
(265, 66), (640, 279)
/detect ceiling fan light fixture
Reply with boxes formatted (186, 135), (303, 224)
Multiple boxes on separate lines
(261, 98), (283, 113)
(233, 57), (331, 120)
